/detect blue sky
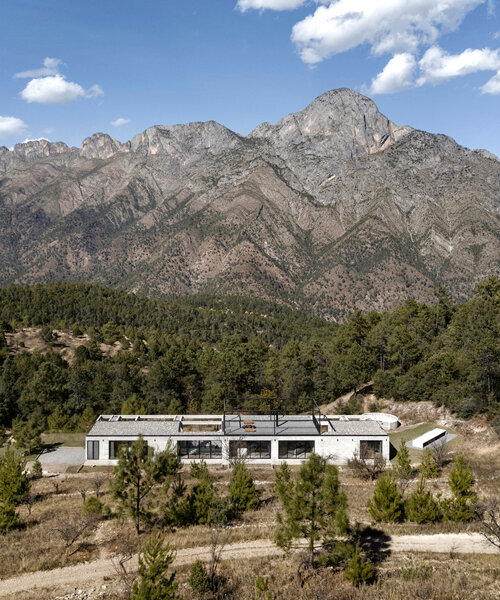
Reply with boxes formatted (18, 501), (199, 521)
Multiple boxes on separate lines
(1, 0), (500, 154)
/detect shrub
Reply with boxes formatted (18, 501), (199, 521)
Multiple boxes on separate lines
(368, 472), (404, 522)
(83, 496), (104, 517)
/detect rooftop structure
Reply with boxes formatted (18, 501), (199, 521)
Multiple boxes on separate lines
(411, 428), (447, 449)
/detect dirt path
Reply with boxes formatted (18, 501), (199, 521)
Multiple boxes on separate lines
(0, 534), (497, 598)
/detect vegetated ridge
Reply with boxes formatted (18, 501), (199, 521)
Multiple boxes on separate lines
(1, 89), (499, 320)
(0, 280), (498, 436)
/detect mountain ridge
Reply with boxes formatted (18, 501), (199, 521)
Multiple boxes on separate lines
(0, 88), (498, 320)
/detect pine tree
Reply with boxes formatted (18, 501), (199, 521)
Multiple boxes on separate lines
(188, 560), (211, 597)
(131, 532), (181, 600)
(405, 478), (440, 523)
(368, 472), (404, 523)
(344, 542), (376, 586)
(188, 461), (217, 525)
(442, 456), (477, 522)
(274, 453), (348, 566)
(0, 447), (30, 532)
(228, 463), (260, 513)
(394, 441), (413, 481)
(111, 436), (181, 533)
(419, 449), (439, 479)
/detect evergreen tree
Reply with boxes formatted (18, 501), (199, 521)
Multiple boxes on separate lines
(31, 459), (43, 479)
(442, 456), (477, 522)
(0, 447), (30, 532)
(368, 472), (404, 523)
(274, 453), (348, 566)
(131, 532), (181, 600)
(228, 464), (260, 513)
(344, 542), (376, 586)
(419, 449), (439, 479)
(394, 442), (413, 481)
(12, 416), (43, 455)
(188, 560), (211, 597)
(188, 461), (218, 525)
(405, 478), (440, 523)
(111, 436), (181, 533)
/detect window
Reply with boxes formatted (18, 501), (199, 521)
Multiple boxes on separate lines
(278, 441), (314, 459)
(229, 440), (271, 459)
(360, 440), (382, 459)
(109, 440), (133, 459)
(87, 440), (99, 460)
(177, 440), (222, 459)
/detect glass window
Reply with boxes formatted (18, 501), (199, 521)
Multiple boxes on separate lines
(109, 440), (132, 459)
(359, 440), (382, 459)
(87, 440), (99, 460)
(177, 440), (223, 459)
(278, 441), (314, 459)
(247, 441), (271, 459)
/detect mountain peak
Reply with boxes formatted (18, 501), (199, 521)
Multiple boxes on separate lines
(80, 133), (130, 159)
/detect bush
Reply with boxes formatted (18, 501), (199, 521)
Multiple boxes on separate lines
(83, 496), (104, 517)
(368, 472), (404, 522)
(344, 542), (376, 586)
(228, 464), (260, 513)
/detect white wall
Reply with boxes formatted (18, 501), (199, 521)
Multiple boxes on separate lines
(85, 433), (389, 466)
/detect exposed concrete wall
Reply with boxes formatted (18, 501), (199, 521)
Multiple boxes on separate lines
(85, 433), (389, 467)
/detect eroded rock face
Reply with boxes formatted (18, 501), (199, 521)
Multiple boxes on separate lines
(0, 88), (498, 320)
(0, 139), (70, 172)
(80, 134), (130, 160)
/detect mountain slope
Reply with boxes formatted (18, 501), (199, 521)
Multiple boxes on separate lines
(0, 88), (499, 319)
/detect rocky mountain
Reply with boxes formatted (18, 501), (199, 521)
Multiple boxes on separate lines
(0, 88), (498, 320)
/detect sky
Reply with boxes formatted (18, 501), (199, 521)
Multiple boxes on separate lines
(1, 0), (500, 154)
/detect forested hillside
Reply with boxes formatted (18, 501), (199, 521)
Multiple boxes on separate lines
(0, 279), (498, 436)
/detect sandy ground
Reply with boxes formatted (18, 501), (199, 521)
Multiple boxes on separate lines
(0, 533), (497, 598)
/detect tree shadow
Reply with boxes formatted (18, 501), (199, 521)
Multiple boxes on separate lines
(354, 525), (392, 565)
(39, 441), (63, 454)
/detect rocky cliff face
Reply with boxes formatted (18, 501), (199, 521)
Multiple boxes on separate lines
(0, 89), (498, 320)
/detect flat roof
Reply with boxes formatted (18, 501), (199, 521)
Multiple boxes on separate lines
(87, 414), (387, 438)
(412, 428), (447, 447)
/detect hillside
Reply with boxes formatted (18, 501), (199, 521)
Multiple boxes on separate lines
(0, 281), (498, 436)
(1, 89), (499, 319)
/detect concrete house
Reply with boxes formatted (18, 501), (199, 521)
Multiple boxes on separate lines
(85, 409), (395, 466)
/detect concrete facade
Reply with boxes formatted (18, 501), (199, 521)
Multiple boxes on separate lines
(85, 413), (392, 466)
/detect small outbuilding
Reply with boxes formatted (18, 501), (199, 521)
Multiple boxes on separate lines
(411, 428), (447, 449)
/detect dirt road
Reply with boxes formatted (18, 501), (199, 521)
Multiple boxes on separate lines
(0, 534), (497, 598)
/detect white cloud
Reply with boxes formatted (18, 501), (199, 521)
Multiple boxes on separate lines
(14, 57), (62, 79)
(370, 53), (417, 94)
(0, 116), (28, 139)
(111, 118), (131, 127)
(481, 71), (500, 93)
(418, 45), (500, 84)
(20, 75), (103, 104)
(291, 0), (485, 64)
(236, 0), (307, 11)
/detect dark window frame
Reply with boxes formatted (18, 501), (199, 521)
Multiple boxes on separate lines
(177, 440), (223, 459)
(109, 440), (133, 459)
(87, 440), (99, 460)
(278, 440), (314, 459)
(359, 440), (382, 459)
